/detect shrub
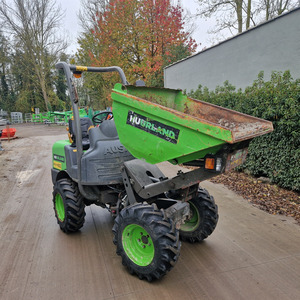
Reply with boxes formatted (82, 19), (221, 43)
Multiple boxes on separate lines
(188, 71), (300, 191)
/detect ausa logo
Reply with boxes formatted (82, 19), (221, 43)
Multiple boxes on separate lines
(126, 111), (180, 144)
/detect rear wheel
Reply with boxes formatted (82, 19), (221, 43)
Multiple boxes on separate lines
(53, 178), (86, 233)
(180, 187), (218, 243)
(112, 202), (180, 281)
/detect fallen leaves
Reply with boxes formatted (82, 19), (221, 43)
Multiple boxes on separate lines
(210, 171), (300, 225)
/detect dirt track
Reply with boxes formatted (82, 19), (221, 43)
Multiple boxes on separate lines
(0, 124), (299, 300)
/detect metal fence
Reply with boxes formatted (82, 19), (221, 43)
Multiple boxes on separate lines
(11, 112), (23, 124)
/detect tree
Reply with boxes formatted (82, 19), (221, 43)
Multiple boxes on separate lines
(77, 0), (196, 107)
(79, 0), (108, 32)
(196, 0), (298, 35)
(0, 32), (9, 109)
(149, 43), (192, 87)
(10, 49), (46, 113)
(0, 31), (18, 112)
(262, 0), (297, 20)
(0, 0), (67, 112)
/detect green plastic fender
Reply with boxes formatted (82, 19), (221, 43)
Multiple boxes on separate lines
(52, 140), (69, 171)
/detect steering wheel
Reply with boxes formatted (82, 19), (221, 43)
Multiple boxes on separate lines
(92, 111), (113, 125)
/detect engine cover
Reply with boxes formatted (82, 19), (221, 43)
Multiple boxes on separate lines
(80, 120), (134, 185)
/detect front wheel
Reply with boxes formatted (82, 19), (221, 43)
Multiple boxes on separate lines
(180, 187), (218, 243)
(112, 202), (180, 281)
(52, 178), (86, 233)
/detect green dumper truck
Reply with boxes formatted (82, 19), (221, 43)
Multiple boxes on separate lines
(51, 62), (273, 281)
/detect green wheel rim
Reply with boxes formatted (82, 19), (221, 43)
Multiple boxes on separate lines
(55, 193), (65, 222)
(122, 224), (154, 266)
(181, 202), (200, 232)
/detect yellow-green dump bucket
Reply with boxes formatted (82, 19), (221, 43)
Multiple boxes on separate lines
(111, 84), (273, 164)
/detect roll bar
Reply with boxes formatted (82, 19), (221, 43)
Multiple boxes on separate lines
(55, 61), (128, 200)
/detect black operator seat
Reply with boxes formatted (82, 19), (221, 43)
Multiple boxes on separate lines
(68, 117), (93, 150)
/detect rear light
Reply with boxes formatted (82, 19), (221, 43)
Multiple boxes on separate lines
(205, 156), (223, 172)
(216, 158), (222, 172)
(205, 158), (215, 170)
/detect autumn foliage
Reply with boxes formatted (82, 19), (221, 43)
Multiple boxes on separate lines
(78, 0), (196, 85)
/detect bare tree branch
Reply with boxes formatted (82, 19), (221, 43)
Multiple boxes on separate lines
(79, 0), (108, 32)
(196, 0), (298, 37)
(0, 0), (67, 111)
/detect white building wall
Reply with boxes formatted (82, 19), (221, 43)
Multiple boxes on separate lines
(164, 7), (300, 92)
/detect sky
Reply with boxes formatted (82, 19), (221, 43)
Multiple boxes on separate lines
(57, 0), (225, 55)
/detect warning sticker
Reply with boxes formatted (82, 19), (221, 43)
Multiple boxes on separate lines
(53, 161), (62, 170)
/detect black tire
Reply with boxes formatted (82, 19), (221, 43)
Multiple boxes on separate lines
(180, 187), (218, 243)
(52, 178), (86, 233)
(112, 202), (181, 281)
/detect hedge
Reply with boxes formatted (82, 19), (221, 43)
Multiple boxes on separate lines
(188, 71), (300, 191)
